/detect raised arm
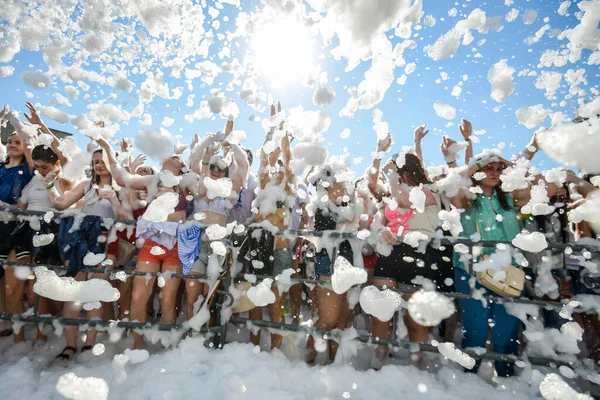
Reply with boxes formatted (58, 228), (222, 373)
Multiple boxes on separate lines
(459, 119), (473, 165)
(23, 102), (68, 167)
(520, 131), (539, 161)
(258, 104), (278, 190)
(189, 134), (219, 176)
(229, 142), (249, 194)
(280, 134), (295, 189)
(440, 136), (459, 169)
(367, 132), (392, 201)
(96, 137), (153, 190)
(47, 177), (87, 210)
(413, 125), (428, 168)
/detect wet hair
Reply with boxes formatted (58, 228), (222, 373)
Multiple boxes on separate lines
(396, 154), (430, 186)
(32, 145), (59, 164)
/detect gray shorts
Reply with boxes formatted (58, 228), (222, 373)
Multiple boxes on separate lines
(191, 241), (211, 274)
(273, 248), (293, 276)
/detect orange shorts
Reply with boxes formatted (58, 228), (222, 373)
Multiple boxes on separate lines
(136, 239), (180, 266)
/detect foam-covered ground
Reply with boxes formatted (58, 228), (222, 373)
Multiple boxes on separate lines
(0, 320), (593, 400)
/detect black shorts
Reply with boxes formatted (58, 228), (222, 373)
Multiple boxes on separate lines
(0, 221), (31, 260)
(0, 220), (61, 265)
(0, 221), (18, 278)
(374, 242), (454, 292)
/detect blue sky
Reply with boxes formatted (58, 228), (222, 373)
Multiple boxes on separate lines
(1, 0), (598, 175)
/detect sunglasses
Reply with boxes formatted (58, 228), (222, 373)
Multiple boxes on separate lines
(209, 164), (227, 173)
(550, 194), (567, 204)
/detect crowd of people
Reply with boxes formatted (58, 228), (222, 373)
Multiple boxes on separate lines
(0, 101), (598, 382)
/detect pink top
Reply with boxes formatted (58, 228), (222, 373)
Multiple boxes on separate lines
(385, 207), (414, 234)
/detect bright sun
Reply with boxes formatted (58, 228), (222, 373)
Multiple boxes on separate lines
(251, 19), (316, 88)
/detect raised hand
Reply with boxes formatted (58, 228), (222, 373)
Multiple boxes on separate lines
(23, 102), (44, 127)
(278, 101), (285, 130)
(120, 139), (132, 153)
(459, 119), (472, 139)
(129, 154), (147, 172)
(440, 136), (457, 157)
(414, 124), (429, 142)
(527, 131), (539, 150)
(42, 169), (60, 184)
(376, 132), (392, 153)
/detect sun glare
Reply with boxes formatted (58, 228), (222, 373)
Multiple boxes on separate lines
(251, 19), (317, 88)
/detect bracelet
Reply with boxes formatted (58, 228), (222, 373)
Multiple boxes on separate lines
(447, 161), (456, 166)
(202, 161), (210, 166)
(465, 137), (471, 142)
(46, 182), (55, 190)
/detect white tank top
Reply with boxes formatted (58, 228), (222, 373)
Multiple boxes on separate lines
(21, 175), (71, 212)
(82, 185), (115, 218)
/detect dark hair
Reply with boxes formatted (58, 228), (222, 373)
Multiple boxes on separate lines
(397, 154), (430, 186)
(3, 133), (24, 165)
(471, 180), (512, 211)
(534, 184), (570, 243)
(32, 145), (59, 164)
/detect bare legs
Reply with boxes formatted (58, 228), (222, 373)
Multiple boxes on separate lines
(130, 261), (182, 349)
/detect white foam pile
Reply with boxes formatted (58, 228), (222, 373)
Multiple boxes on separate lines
(246, 278), (275, 307)
(538, 373), (592, 400)
(473, 248), (513, 274)
(33, 267), (120, 303)
(438, 208), (464, 237)
(435, 342), (476, 370)
(433, 102), (456, 120)
(0, 337), (550, 399)
(407, 290), (455, 327)
(331, 256), (368, 294)
(142, 192), (179, 222)
(487, 59), (514, 103)
(409, 185), (426, 213)
(359, 285), (403, 322)
(135, 128), (175, 162)
(56, 373), (109, 400)
(512, 231), (549, 253)
(83, 252), (106, 266)
(205, 224), (227, 241)
(203, 177), (233, 200)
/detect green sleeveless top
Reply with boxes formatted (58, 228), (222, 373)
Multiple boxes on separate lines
(454, 190), (521, 272)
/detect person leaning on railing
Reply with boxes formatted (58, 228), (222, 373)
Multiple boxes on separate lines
(448, 145), (563, 378)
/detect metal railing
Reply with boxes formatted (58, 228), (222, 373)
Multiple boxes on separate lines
(1, 206), (599, 371)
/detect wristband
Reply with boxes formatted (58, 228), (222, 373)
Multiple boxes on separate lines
(202, 161), (210, 166)
(476, 163), (483, 170)
(46, 182), (55, 190)
(447, 161), (456, 166)
(465, 137), (471, 142)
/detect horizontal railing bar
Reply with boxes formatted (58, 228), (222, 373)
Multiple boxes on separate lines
(0, 312), (222, 333)
(229, 316), (593, 370)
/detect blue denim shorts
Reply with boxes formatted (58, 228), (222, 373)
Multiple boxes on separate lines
(314, 251), (352, 278)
